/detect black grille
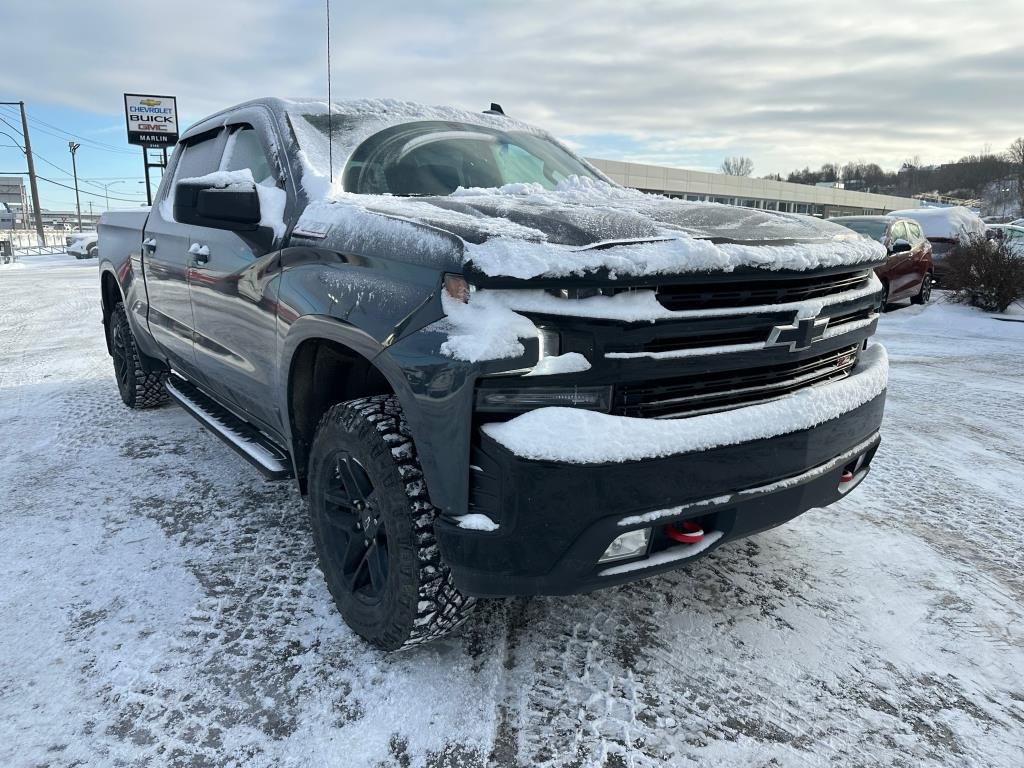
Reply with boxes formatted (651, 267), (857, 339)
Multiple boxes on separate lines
(615, 345), (860, 419)
(656, 269), (871, 311)
(606, 305), (874, 356)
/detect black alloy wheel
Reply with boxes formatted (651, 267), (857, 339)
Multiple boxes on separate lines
(319, 452), (390, 602)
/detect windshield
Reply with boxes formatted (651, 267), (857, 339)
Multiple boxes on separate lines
(831, 218), (888, 240)
(342, 121), (602, 196)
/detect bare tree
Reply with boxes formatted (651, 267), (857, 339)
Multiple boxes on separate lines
(721, 156), (753, 176)
(1007, 137), (1024, 216)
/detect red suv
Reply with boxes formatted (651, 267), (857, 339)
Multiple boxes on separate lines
(830, 216), (933, 309)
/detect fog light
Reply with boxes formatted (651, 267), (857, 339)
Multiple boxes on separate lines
(599, 528), (651, 563)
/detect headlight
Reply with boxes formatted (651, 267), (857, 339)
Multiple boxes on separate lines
(475, 385), (611, 413)
(444, 273), (471, 303)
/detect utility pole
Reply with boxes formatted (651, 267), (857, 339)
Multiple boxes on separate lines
(1, 101), (46, 244)
(68, 141), (82, 232)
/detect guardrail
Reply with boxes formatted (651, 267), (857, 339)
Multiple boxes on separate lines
(13, 244), (67, 256)
(2, 230), (76, 262)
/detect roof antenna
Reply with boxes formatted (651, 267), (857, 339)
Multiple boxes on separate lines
(485, 103), (505, 116)
(326, 0), (334, 183)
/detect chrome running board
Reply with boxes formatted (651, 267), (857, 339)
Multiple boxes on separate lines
(166, 376), (292, 480)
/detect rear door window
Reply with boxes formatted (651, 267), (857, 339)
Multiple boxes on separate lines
(889, 222), (908, 242)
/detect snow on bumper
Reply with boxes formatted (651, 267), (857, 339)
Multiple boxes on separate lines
(481, 343), (888, 464)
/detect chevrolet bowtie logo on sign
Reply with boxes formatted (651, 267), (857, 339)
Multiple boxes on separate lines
(123, 93), (179, 147)
(765, 313), (830, 352)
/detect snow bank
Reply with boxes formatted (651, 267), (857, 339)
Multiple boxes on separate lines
(482, 344), (888, 463)
(889, 206), (986, 240)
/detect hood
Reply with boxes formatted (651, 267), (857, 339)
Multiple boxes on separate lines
(359, 186), (855, 248)
(296, 179), (886, 281)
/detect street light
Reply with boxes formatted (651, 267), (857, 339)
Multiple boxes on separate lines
(101, 180), (126, 211)
(67, 141), (82, 232)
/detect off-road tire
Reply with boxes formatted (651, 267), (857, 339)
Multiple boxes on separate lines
(308, 395), (475, 650)
(109, 303), (168, 409)
(911, 271), (932, 305)
(87, 245), (98, 259)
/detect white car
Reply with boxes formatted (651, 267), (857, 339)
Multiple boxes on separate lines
(66, 231), (98, 259)
(987, 224), (1024, 255)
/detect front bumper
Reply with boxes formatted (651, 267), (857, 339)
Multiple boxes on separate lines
(437, 383), (886, 598)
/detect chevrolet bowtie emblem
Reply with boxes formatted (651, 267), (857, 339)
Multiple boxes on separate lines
(765, 313), (830, 352)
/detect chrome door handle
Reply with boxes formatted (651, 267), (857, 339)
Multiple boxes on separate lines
(142, 237), (157, 253)
(188, 243), (210, 265)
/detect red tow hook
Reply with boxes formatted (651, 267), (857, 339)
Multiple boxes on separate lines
(839, 470), (855, 484)
(665, 520), (705, 544)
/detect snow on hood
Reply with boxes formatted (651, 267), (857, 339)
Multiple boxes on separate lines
(888, 206), (986, 240)
(295, 177), (884, 281)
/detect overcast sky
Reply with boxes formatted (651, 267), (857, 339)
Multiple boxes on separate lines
(2, 0), (1023, 210)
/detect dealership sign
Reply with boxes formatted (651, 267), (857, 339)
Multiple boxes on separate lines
(123, 93), (178, 147)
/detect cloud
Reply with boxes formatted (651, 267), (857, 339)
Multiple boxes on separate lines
(3, 0), (1023, 174)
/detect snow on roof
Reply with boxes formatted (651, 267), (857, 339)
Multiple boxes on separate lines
(888, 206), (986, 240)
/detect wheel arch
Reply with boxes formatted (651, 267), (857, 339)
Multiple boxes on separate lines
(281, 316), (411, 494)
(100, 268), (124, 354)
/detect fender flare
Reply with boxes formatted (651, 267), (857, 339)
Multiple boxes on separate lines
(278, 315), (425, 474)
(98, 265), (125, 354)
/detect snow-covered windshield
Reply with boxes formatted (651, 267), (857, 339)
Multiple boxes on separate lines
(340, 121), (602, 196)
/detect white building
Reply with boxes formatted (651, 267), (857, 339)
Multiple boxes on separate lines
(587, 159), (922, 217)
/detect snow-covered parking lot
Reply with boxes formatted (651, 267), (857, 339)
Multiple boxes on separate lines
(1, 256), (1022, 768)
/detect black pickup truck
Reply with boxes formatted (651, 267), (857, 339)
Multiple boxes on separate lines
(98, 98), (888, 650)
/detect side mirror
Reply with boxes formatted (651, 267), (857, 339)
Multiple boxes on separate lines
(173, 179), (261, 231)
(890, 238), (911, 253)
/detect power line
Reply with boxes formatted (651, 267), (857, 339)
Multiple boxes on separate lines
(35, 174), (149, 203)
(0, 113), (23, 137)
(0, 118), (148, 195)
(0, 104), (138, 156)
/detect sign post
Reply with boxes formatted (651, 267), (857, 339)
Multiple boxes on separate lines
(123, 94), (178, 205)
